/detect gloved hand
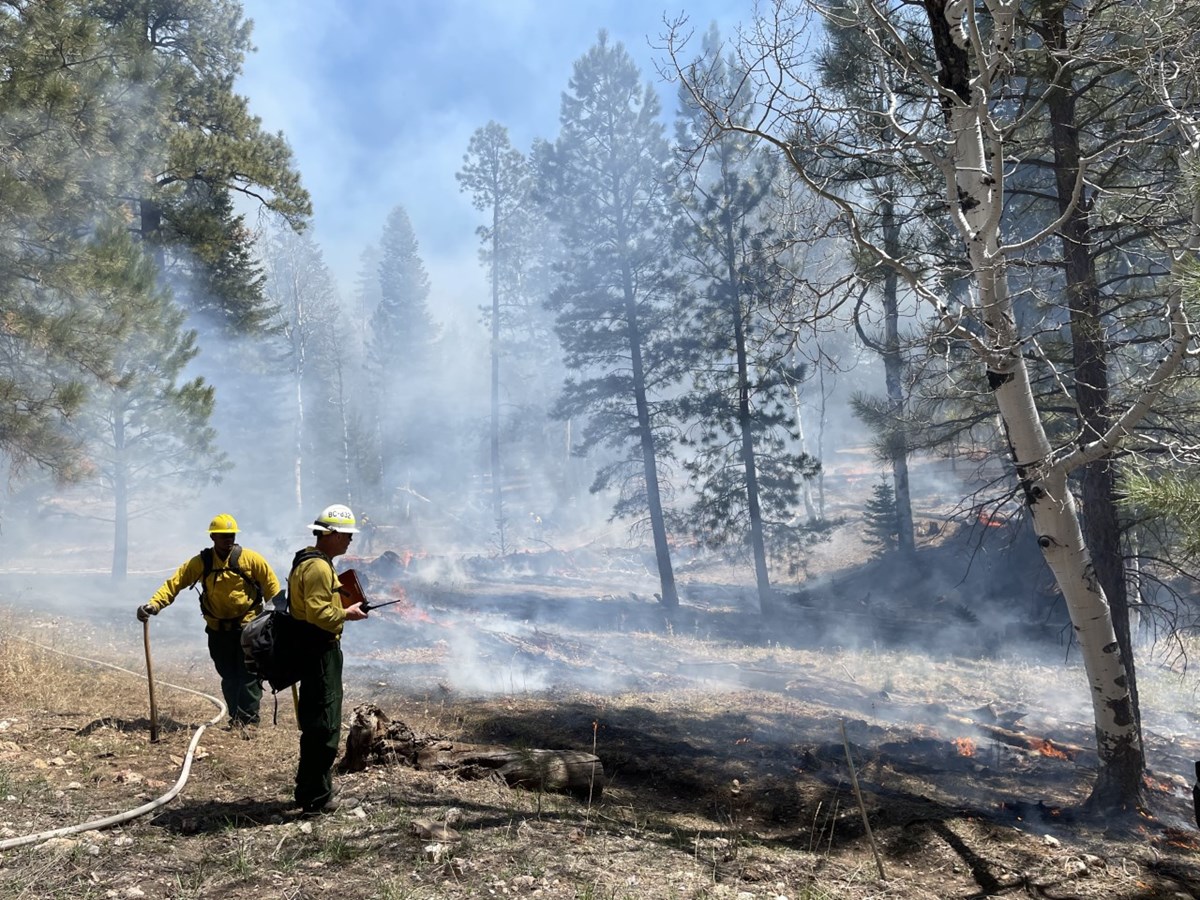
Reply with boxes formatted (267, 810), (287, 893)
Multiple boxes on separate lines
(136, 604), (156, 623)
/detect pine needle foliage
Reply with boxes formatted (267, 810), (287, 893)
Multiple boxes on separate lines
(863, 478), (899, 552)
(1122, 469), (1200, 562)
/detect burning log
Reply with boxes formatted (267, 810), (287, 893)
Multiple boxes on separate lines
(939, 710), (1087, 761)
(338, 704), (605, 801)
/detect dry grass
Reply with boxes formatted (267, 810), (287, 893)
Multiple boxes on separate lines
(3, 582), (1200, 899)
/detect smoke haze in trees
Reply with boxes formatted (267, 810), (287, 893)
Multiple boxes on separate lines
(235, 0), (750, 303)
(0, 0), (1005, 688)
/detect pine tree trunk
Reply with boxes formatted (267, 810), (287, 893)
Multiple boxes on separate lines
(737, 319), (773, 611)
(623, 284), (678, 610)
(111, 413), (129, 581)
(1044, 4), (1142, 753)
(880, 194), (915, 555)
(490, 202), (504, 546)
(723, 198), (773, 608)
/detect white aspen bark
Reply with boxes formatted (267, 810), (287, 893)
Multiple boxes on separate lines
(783, 352), (817, 521)
(790, 382), (818, 522)
(946, 82), (1140, 775)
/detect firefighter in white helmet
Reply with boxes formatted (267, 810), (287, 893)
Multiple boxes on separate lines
(287, 503), (367, 815)
(137, 513), (282, 729)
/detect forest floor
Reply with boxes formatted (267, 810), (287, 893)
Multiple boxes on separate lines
(2, 499), (1200, 899)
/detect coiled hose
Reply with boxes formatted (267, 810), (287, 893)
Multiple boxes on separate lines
(0, 633), (225, 851)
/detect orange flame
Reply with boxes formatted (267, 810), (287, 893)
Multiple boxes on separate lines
(953, 737), (977, 757)
(370, 584), (434, 622)
(1031, 739), (1068, 760)
(1141, 774), (1175, 794)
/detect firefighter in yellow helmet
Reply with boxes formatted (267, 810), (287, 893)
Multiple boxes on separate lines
(137, 514), (282, 728)
(287, 503), (367, 815)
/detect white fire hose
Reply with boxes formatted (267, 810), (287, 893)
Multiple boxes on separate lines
(0, 633), (226, 851)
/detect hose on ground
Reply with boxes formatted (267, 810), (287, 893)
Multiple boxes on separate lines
(0, 632), (225, 851)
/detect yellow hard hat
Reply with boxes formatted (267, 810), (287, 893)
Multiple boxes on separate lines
(208, 513), (239, 534)
(312, 504), (359, 534)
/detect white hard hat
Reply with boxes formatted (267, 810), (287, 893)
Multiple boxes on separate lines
(312, 503), (359, 534)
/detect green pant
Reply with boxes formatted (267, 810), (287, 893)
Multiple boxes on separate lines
(206, 628), (262, 725)
(294, 642), (343, 811)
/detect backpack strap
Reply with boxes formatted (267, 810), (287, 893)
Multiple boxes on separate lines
(286, 549), (340, 646)
(289, 547), (334, 578)
(197, 545), (265, 627)
(287, 549), (337, 601)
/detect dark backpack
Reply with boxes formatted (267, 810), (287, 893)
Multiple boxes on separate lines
(240, 549), (330, 694)
(196, 545), (264, 626)
(240, 593), (301, 693)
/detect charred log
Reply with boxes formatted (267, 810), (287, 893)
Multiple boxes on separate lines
(338, 703), (605, 801)
(417, 743), (604, 800)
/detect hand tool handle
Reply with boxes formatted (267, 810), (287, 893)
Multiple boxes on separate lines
(143, 619), (160, 743)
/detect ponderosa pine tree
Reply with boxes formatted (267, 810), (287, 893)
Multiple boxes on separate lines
(540, 32), (680, 609)
(94, 1), (307, 508)
(93, 0), (309, 273)
(0, 1), (145, 480)
(64, 224), (225, 579)
(351, 244), (383, 362)
(60, 1), (312, 522)
(498, 137), (569, 525)
(262, 226), (344, 515)
(367, 204), (440, 514)
(0, 3), (307, 535)
(673, 27), (820, 609)
(457, 122), (532, 547)
(814, 6), (934, 557)
(458, 127), (565, 544)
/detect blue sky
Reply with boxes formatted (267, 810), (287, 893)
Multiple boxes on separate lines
(236, 0), (750, 322)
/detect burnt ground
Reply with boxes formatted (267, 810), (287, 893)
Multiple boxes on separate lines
(2, 516), (1200, 899)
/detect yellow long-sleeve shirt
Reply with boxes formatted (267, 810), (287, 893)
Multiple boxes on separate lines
(148, 546), (282, 630)
(287, 547), (346, 639)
